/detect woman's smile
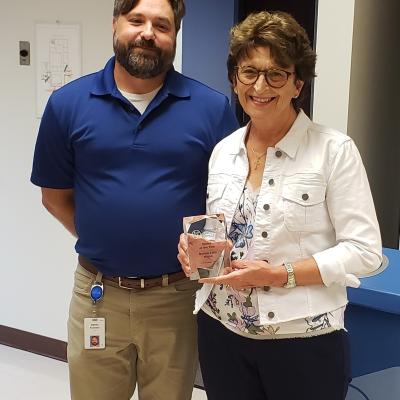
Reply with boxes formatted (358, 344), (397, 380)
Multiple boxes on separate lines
(249, 95), (277, 105)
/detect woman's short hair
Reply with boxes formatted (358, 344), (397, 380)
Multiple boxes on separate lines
(227, 11), (316, 109)
(113, 0), (185, 33)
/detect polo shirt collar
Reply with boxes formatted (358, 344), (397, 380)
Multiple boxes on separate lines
(162, 68), (190, 98)
(91, 56), (190, 99)
(230, 109), (312, 159)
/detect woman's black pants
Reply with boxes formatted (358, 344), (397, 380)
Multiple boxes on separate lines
(198, 310), (351, 400)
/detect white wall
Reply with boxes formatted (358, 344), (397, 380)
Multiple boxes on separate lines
(0, 1), (114, 340)
(0, 0), (182, 341)
(313, 0), (355, 133)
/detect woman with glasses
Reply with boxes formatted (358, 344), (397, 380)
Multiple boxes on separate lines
(178, 11), (382, 400)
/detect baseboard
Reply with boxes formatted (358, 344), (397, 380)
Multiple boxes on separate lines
(0, 324), (205, 390)
(0, 324), (67, 362)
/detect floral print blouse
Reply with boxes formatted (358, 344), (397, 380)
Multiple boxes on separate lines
(202, 184), (345, 339)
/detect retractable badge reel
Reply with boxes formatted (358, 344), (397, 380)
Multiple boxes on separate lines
(90, 281), (104, 304)
(84, 272), (106, 349)
(90, 271), (104, 304)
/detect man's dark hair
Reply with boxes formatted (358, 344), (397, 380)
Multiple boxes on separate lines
(113, 0), (185, 33)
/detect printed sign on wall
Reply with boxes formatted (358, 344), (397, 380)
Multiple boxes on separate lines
(36, 23), (81, 117)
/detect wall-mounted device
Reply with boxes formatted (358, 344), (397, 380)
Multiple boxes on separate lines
(19, 41), (30, 66)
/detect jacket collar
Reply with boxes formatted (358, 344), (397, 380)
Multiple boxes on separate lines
(275, 110), (312, 158)
(231, 110), (312, 159)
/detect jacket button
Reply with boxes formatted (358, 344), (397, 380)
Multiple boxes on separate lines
(302, 193), (309, 201)
(275, 150), (282, 158)
(268, 179), (275, 186)
(261, 231), (268, 238)
(263, 204), (270, 211)
(268, 311), (275, 319)
(263, 286), (271, 292)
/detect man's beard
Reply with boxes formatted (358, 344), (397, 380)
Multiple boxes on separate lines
(113, 35), (176, 79)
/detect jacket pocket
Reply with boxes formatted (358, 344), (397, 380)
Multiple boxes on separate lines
(282, 174), (327, 232)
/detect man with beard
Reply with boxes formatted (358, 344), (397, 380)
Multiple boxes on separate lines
(30, 0), (238, 399)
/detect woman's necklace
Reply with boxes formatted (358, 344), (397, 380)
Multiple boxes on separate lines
(251, 146), (267, 171)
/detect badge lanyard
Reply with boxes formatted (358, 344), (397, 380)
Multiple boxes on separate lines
(90, 271), (104, 318)
(84, 271), (106, 350)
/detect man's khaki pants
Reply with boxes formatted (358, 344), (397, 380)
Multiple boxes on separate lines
(67, 264), (200, 400)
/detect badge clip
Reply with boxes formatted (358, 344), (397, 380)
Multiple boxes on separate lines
(90, 272), (104, 304)
(90, 282), (104, 303)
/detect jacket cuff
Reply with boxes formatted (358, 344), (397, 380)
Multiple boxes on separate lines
(313, 251), (360, 288)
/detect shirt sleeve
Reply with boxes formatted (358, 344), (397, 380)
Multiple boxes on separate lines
(312, 139), (382, 287)
(30, 96), (75, 188)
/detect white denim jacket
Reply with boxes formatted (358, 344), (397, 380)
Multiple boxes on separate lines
(194, 111), (382, 325)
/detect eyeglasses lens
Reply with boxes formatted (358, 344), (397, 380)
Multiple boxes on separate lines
(237, 67), (287, 88)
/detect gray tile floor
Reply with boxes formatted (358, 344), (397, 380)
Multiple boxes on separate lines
(0, 344), (207, 399)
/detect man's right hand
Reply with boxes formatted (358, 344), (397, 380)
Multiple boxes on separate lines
(177, 233), (190, 276)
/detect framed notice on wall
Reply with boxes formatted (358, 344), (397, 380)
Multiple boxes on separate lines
(35, 23), (81, 118)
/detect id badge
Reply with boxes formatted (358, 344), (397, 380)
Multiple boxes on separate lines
(84, 317), (105, 349)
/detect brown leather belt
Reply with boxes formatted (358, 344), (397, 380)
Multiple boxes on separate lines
(78, 255), (186, 290)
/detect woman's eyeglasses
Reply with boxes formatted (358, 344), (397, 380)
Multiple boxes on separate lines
(235, 66), (294, 88)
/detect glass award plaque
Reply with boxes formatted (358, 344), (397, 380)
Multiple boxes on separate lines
(183, 214), (227, 280)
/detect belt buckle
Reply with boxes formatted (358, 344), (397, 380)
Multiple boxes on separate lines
(118, 277), (145, 289)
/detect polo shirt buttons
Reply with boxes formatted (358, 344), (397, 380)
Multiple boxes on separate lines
(134, 124), (142, 134)
(302, 193), (309, 201)
(268, 311), (275, 319)
(275, 150), (282, 158)
(261, 231), (268, 238)
(268, 178), (275, 186)
(263, 204), (270, 211)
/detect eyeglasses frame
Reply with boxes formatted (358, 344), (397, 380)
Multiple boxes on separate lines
(234, 66), (295, 88)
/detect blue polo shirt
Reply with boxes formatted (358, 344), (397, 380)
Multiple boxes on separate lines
(31, 57), (238, 277)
